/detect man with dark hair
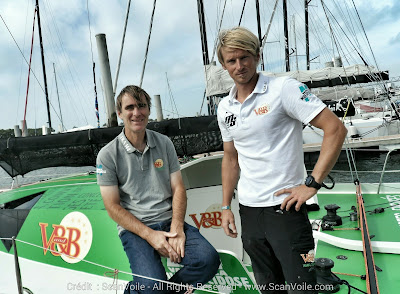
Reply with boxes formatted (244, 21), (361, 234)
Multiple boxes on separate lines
(97, 85), (219, 294)
(216, 27), (347, 293)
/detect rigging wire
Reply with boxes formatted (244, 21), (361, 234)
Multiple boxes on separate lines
(321, 1), (393, 105)
(41, 0), (89, 126)
(259, 0), (279, 56)
(86, 0), (100, 128)
(210, 0), (227, 63)
(0, 14), (46, 96)
(351, 0), (382, 81)
(321, 2), (387, 90)
(139, 0), (157, 88)
(16, 0), (33, 127)
(0, 237), (223, 294)
(114, 0), (132, 94)
(321, 2), (368, 67)
(238, 0), (247, 26)
(52, 63), (67, 132)
(165, 72), (181, 127)
(320, 0), (353, 91)
(307, 8), (333, 64)
(1, 5), (68, 129)
(23, 7), (37, 127)
(39, 0), (93, 127)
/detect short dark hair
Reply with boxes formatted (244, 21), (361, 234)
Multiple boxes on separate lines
(116, 85), (152, 113)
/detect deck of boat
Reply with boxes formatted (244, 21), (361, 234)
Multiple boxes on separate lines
(310, 186), (400, 293)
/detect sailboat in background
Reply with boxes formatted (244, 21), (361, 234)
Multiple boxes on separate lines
(203, 0), (400, 151)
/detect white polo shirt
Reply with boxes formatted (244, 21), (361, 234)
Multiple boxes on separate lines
(217, 73), (326, 207)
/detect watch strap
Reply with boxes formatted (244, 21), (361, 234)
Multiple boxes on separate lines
(305, 175), (321, 190)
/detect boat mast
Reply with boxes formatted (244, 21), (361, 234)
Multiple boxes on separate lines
(305, 0), (310, 70)
(255, 0), (264, 71)
(197, 0), (214, 115)
(197, 0), (209, 67)
(35, 0), (52, 131)
(283, 0), (290, 72)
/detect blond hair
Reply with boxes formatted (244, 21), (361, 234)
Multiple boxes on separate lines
(116, 85), (151, 113)
(217, 27), (260, 65)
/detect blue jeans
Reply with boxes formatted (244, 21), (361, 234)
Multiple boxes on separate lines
(120, 220), (220, 294)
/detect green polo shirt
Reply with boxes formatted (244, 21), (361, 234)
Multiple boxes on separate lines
(96, 129), (180, 234)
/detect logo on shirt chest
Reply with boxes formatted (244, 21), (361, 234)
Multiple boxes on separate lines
(254, 103), (270, 116)
(154, 159), (164, 168)
(224, 112), (237, 129)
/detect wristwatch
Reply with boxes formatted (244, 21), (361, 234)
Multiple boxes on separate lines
(305, 175), (322, 190)
(221, 205), (231, 210)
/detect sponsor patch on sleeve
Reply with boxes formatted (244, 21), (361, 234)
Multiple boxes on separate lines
(299, 84), (312, 102)
(96, 164), (107, 175)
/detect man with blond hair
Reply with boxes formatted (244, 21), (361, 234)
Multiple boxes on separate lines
(97, 85), (219, 293)
(216, 27), (347, 293)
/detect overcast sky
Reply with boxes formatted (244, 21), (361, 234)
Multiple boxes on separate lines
(1, 0), (399, 131)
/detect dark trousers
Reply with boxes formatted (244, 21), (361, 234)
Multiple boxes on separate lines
(240, 204), (317, 294)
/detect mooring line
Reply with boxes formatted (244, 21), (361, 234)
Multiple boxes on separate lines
(0, 237), (222, 294)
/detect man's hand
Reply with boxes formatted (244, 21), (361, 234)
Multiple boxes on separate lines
(274, 185), (317, 211)
(222, 210), (238, 238)
(146, 230), (179, 261)
(168, 230), (186, 263)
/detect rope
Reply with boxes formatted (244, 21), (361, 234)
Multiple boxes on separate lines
(332, 273), (368, 294)
(343, 137), (359, 182)
(356, 118), (393, 138)
(104, 269), (119, 294)
(355, 182), (380, 293)
(333, 272), (364, 278)
(341, 99), (351, 122)
(1, 237), (222, 294)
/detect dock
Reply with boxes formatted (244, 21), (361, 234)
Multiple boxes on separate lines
(303, 134), (400, 153)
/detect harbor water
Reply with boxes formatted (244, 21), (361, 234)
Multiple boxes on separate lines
(305, 150), (400, 184)
(0, 152), (399, 190)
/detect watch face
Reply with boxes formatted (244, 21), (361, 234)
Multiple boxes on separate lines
(305, 176), (312, 186)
